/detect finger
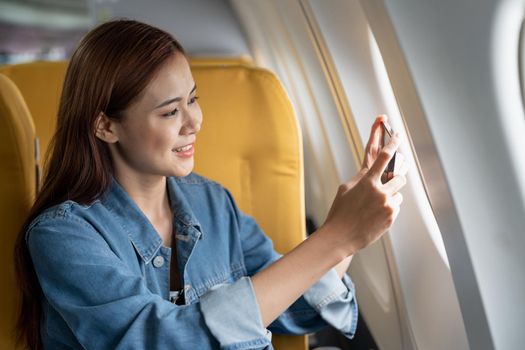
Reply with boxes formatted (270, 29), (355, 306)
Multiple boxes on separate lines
(368, 133), (402, 178)
(367, 114), (388, 147)
(362, 115), (388, 168)
(389, 192), (404, 207)
(370, 115), (387, 149)
(384, 174), (406, 194)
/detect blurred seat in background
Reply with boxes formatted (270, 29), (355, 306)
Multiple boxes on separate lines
(0, 73), (37, 350)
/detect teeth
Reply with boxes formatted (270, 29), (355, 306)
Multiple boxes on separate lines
(175, 144), (192, 152)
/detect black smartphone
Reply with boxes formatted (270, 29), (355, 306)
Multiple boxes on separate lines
(382, 121), (396, 182)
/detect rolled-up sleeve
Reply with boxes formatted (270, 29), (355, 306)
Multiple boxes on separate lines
(27, 216), (271, 350)
(200, 277), (272, 349)
(224, 188), (358, 338)
(302, 268), (358, 338)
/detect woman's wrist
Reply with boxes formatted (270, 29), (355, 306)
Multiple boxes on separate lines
(334, 255), (353, 278)
(312, 223), (354, 265)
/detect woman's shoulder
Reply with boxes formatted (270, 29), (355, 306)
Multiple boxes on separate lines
(27, 199), (102, 234)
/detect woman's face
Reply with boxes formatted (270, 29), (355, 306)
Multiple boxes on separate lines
(108, 53), (202, 180)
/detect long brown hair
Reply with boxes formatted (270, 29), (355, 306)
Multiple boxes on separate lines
(13, 19), (185, 349)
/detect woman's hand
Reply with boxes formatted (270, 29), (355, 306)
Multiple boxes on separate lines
(251, 115), (409, 327)
(321, 115), (408, 256)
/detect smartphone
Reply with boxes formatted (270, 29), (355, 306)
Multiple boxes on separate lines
(382, 121), (396, 182)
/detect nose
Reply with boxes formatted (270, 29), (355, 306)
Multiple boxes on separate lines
(182, 106), (202, 135)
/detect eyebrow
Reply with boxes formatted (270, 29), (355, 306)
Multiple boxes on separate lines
(153, 84), (197, 109)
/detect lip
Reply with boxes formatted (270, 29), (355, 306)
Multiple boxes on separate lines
(173, 143), (195, 158)
(172, 141), (195, 151)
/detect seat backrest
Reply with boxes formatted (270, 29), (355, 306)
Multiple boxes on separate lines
(0, 62), (67, 160)
(0, 60), (307, 350)
(0, 74), (36, 350)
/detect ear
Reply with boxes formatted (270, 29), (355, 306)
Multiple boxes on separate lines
(94, 112), (119, 143)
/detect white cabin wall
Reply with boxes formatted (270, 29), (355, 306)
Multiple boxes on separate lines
(362, 0), (525, 349)
(304, 1), (470, 349)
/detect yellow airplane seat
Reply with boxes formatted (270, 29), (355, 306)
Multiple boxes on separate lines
(0, 62), (67, 160)
(0, 74), (37, 349)
(0, 59), (307, 350)
(190, 55), (253, 67)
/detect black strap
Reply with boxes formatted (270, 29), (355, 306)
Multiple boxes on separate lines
(170, 288), (185, 305)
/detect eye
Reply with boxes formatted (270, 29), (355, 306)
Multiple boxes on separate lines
(162, 108), (178, 117)
(189, 96), (199, 105)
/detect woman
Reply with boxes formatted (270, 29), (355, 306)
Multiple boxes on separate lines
(14, 20), (407, 349)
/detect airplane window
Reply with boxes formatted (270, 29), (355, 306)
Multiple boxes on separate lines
(367, 29), (449, 267)
(298, 0), (450, 268)
(296, 1), (469, 349)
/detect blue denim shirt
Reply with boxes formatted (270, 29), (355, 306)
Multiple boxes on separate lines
(26, 173), (358, 349)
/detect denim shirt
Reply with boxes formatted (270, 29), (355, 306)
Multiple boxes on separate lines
(26, 173), (358, 349)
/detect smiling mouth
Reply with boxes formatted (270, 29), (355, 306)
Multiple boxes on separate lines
(174, 144), (193, 152)
(173, 142), (195, 153)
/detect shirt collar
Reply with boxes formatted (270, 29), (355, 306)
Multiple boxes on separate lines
(101, 176), (202, 263)
(166, 177), (201, 230)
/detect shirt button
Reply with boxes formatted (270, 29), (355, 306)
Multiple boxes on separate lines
(153, 255), (165, 268)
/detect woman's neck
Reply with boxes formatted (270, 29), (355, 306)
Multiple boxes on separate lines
(114, 171), (171, 222)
